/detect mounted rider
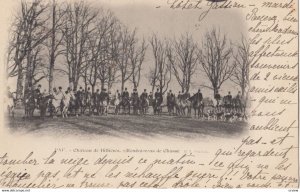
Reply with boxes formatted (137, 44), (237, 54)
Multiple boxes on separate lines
(148, 92), (153, 106)
(131, 88), (139, 101)
(140, 89), (148, 100)
(224, 91), (233, 112)
(92, 89), (100, 105)
(154, 88), (163, 104)
(177, 91), (182, 100)
(6, 86), (14, 107)
(34, 84), (42, 108)
(182, 91), (191, 101)
(50, 87), (64, 113)
(122, 87), (130, 102)
(194, 89), (203, 102)
(167, 90), (175, 104)
(115, 90), (121, 100)
(100, 88), (109, 104)
(227, 91), (232, 104)
(235, 91), (242, 112)
(57, 87), (65, 101)
(76, 87), (84, 101)
(214, 90), (221, 108)
(7, 86), (14, 99)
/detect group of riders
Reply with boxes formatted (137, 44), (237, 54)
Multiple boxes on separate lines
(5, 84), (247, 121)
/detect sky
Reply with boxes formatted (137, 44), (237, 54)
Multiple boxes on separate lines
(4, 0), (247, 97)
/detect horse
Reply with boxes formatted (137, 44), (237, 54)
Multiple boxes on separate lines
(190, 95), (204, 118)
(140, 97), (149, 115)
(68, 93), (77, 115)
(120, 97), (131, 115)
(75, 92), (85, 116)
(153, 98), (162, 115)
(99, 96), (109, 116)
(180, 98), (192, 117)
(84, 92), (92, 115)
(110, 96), (120, 115)
(49, 96), (63, 118)
(222, 96), (232, 113)
(24, 94), (36, 118)
(167, 95), (176, 116)
(39, 94), (54, 119)
(61, 93), (72, 118)
(173, 97), (182, 116)
(131, 96), (140, 115)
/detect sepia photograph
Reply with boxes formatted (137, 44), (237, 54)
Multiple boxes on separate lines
(4, 0), (250, 140)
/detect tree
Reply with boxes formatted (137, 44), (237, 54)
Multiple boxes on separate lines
(24, 45), (47, 97)
(84, 11), (119, 93)
(129, 38), (147, 89)
(149, 34), (171, 94)
(167, 33), (198, 93)
(231, 35), (252, 97)
(61, 1), (98, 90)
(198, 28), (235, 95)
(113, 26), (136, 92)
(45, 0), (65, 93)
(7, 0), (50, 99)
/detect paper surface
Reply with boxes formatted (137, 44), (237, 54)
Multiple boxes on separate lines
(0, 0), (298, 189)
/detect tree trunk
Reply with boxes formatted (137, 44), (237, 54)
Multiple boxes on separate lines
(49, 0), (56, 93)
(241, 86), (245, 98)
(16, 66), (24, 100)
(121, 78), (125, 92)
(101, 79), (105, 90)
(213, 87), (218, 96)
(91, 84), (95, 94)
(151, 81), (155, 93)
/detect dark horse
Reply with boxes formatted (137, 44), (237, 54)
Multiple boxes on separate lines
(153, 98), (162, 115)
(223, 95), (232, 113)
(75, 92), (85, 116)
(140, 97), (149, 115)
(190, 95), (204, 118)
(24, 94), (36, 118)
(167, 95), (176, 115)
(131, 96), (140, 115)
(120, 97), (131, 115)
(39, 94), (54, 119)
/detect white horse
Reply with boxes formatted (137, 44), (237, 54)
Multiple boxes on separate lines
(51, 92), (64, 117)
(113, 96), (120, 115)
(4, 93), (15, 118)
(61, 92), (72, 118)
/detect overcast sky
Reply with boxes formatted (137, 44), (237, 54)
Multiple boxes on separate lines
(5, 0), (247, 97)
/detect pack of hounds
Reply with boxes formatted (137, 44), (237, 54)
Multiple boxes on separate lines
(5, 85), (249, 122)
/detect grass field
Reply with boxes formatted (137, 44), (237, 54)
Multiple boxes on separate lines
(6, 108), (247, 140)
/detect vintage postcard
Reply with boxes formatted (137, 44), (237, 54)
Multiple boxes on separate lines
(0, 0), (298, 189)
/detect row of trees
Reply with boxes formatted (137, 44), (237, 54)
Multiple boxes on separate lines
(6, 0), (251, 101)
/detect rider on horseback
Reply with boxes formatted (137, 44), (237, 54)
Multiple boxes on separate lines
(140, 89), (148, 100)
(100, 88), (109, 102)
(177, 91), (182, 100)
(140, 89), (148, 114)
(214, 90), (221, 110)
(235, 91), (242, 113)
(195, 89), (203, 102)
(224, 91), (233, 113)
(115, 90), (121, 100)
(155, 88), (163, 103)
(122, 88), (130, 101)
(167, 90), (175, 115)
(131, 88), (139, 102)
(86, 87), (92, 104)
(34, 84), (42, 108)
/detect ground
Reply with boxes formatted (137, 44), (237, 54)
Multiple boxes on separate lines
(6, 108), (247, 140)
